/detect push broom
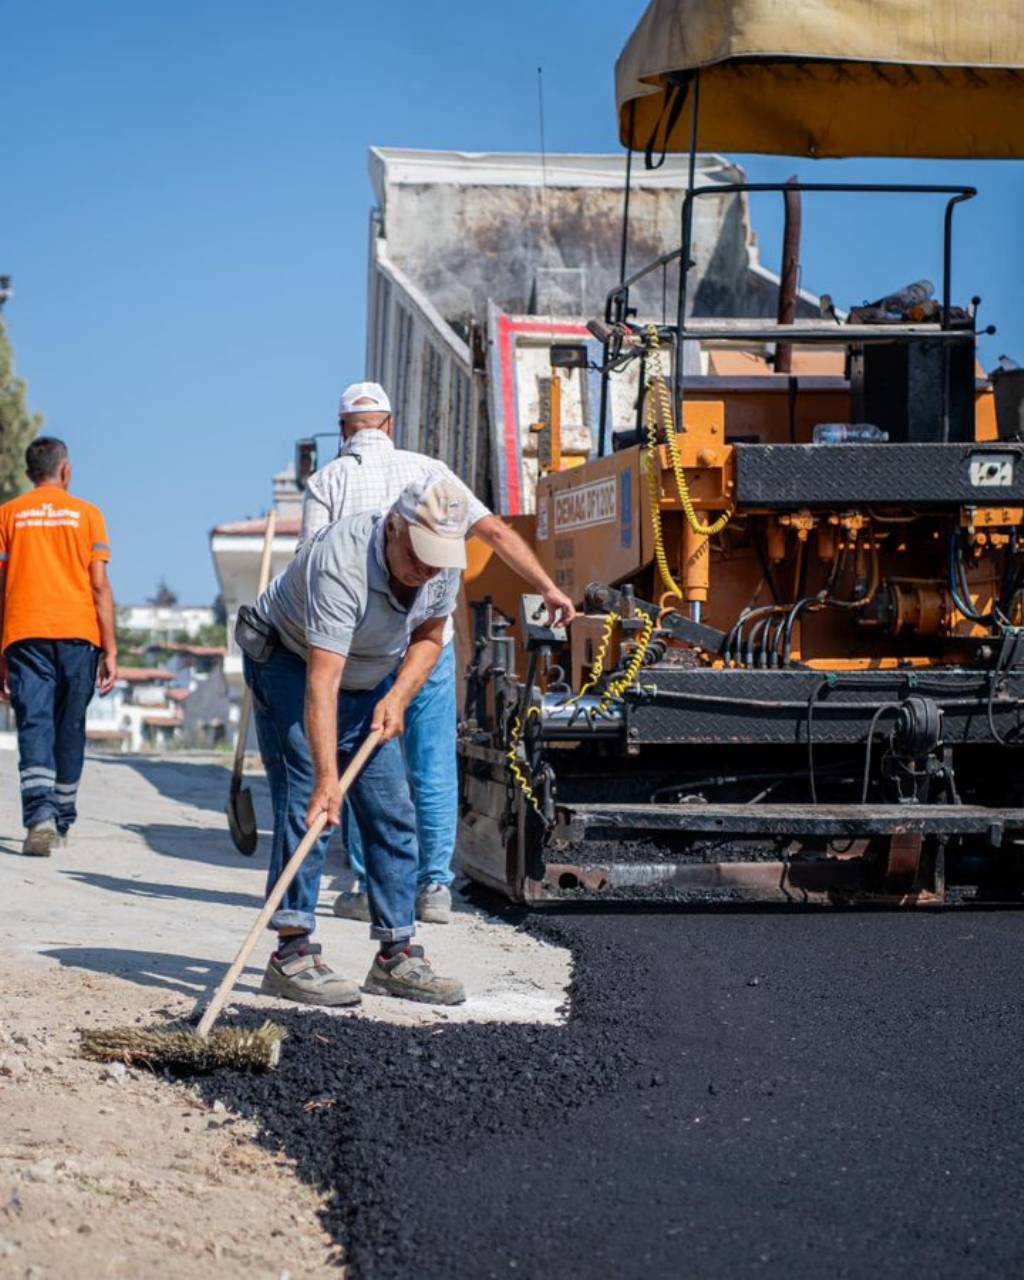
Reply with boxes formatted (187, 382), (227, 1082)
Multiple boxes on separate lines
(81, 731), (381, 1072)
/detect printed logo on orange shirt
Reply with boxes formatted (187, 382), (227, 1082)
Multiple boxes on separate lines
(13, 501), (83, 530)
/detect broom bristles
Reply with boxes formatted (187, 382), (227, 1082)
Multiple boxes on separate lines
(80, 1020), (286, 1072)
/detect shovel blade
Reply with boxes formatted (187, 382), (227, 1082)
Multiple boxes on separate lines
(226, 784), (258, 856)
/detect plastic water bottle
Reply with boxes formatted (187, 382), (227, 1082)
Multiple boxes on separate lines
(876, 279), (934, 314)
(812, 423), (889, 444)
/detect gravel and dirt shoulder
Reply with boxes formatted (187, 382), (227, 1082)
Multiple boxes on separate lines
(0, 960), (338, 1279)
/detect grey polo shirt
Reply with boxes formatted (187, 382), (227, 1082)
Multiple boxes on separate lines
(255, 512), (460, 691)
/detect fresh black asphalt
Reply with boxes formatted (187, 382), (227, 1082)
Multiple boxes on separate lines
(196, 907), (1024, 1279)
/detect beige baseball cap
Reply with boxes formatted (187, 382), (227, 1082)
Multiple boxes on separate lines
(394, 472), (470, 570)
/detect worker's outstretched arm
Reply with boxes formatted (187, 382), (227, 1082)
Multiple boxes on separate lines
(88, 561), (118, 695)
(471, 515), (575, 627)
(305, 647), (346, 828)
(371, 616), (446, 743)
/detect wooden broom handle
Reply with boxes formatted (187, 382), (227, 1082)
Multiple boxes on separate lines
(198, 728), (382, 1039)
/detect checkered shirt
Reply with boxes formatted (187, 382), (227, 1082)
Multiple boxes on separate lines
(299, 430), (490, 547)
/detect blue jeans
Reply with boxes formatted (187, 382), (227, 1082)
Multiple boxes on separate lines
(7, 639), (99, 832)
(345, 640), (457, 890)
(245, 646), (418, 942)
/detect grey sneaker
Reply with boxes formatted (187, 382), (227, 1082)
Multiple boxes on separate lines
(22, 821), (57, 857)
(415, 883), (452, 924)
(332, 889), (371, 922)
(362, 946), (465, 1005)
(261, 944), (361, 1007)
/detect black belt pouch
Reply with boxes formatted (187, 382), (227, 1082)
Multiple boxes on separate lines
(235, 605), (279, 664)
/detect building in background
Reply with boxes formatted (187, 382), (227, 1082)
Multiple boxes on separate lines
(142, 641), (231, 748)
(85, 668), (183, 753)
(117, 603), (216, 638)
(209, 463), (301, 747)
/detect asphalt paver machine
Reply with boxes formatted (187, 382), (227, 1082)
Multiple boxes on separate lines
(457, 0), (1024, 904)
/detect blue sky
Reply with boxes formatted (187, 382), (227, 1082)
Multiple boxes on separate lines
(5, 1), (1023, 603)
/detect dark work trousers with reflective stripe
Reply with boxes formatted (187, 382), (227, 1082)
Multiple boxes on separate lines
(7, 640), (99, 831)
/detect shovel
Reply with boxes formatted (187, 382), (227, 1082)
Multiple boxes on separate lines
(226, 508), (277, 855)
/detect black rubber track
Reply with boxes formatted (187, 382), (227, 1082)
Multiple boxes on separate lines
(195, 907), (1024, 1279)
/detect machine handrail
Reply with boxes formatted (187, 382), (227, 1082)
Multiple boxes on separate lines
(606, 181), (976, 330)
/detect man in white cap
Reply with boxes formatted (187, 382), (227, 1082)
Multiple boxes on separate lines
(302, 381), (574, 926)
(240, 472), (473, 1006)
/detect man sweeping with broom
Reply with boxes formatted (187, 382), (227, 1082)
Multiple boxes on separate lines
(79, 472), (469, 1072)
(238, 471), (469, 1007)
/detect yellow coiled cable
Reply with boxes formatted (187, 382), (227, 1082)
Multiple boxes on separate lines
(595, 610), (654, 717)
(506, 705), (544, 820)
(506, 611), (655, 819)
(643, 323), (733, 597)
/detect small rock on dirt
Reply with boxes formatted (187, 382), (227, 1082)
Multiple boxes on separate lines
(103, 1062), (126, 1084)
(0, 1054), (25, 1078)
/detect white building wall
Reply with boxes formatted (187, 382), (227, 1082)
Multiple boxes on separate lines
(118, 605), (215, 636)
(365, 233), (479, 492)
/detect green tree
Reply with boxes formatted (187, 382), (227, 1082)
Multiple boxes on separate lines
(192, 620), (227, 648)
(0, 304), (43, 503)
(114, 624), (146, 667)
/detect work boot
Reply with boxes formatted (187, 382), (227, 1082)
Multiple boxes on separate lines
(22, 821), (57, 858)
(332, 885), (371, 923)
(363, 945), (465, 1005)
(415, 883), (452, 924)
(261, 941), (361, 1007)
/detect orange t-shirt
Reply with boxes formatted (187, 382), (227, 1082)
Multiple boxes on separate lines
(0, 486), (112, 651)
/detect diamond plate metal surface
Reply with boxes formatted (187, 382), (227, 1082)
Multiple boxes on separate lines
(734, 442), (1024, 507)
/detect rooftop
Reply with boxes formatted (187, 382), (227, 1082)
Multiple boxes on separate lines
(118, 668), (175, 684)
(369, 146), (733, 199)
(145, 642), (227, 658)
(211, 516), (301, 537)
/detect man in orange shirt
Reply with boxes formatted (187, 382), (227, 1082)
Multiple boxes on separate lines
(0, 438), (118, 855)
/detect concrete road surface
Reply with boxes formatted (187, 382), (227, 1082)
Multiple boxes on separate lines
(0, 749), (569, 1026)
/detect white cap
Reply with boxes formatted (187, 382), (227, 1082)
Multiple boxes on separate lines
(339, 381), (391, 417)
(394, 472), (469, 570)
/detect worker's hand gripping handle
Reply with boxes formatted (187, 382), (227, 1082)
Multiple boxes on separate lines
(198, 729), (382, 1040)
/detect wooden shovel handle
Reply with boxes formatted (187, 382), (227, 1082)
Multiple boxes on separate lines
(230, 508), (278, 787)
(198, 729), (382, 1039)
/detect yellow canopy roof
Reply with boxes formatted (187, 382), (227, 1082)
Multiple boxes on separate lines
(616, 0), (1024, 159)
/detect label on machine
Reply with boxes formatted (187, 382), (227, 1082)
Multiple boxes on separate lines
(553, 477), (618, 532)
(969, 453), (1015, 487)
